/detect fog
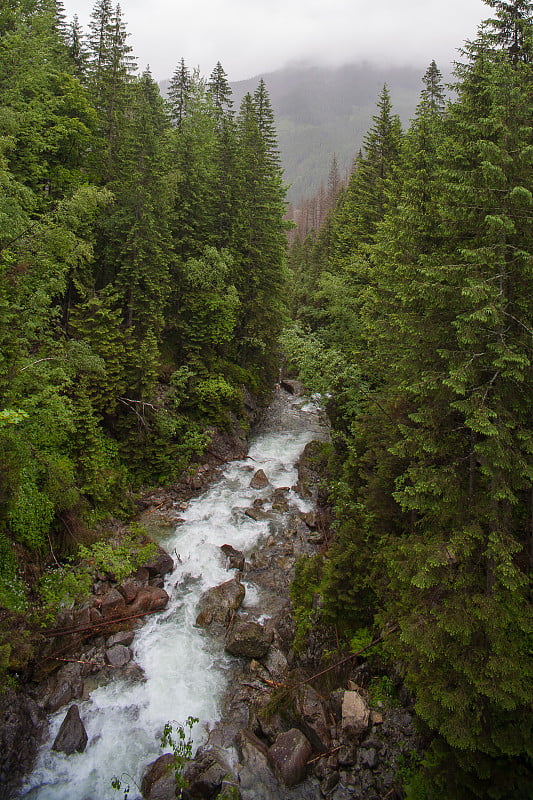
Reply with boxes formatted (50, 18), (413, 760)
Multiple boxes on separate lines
(63, 0), (488, 82)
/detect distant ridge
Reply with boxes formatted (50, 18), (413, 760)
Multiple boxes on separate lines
(161, 60), (451, 204)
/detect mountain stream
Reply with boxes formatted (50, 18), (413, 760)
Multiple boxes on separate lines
(21, 388), (327, 800)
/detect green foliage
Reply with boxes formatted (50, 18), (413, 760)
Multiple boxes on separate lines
(0, 409), (28, 427)
(78, 530), (155, 583)
(0, 573), (28, 614)
(368, 675), (396, 707)
(160, 716), (199, 793)
(38, 563), (93, 622)
(38, 530), (155, 622)
(285, 6), (533, 796)
(290, 554), (324, 651)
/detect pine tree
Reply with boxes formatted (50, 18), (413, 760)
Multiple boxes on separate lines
(233, 87), (287, 387)
(168, 57), (191, 127)
(207, 61), (233, 117)
(87, 0), (137, 180)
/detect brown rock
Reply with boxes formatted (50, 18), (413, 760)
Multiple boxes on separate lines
(141, 753), (176, 800)
(195, 579), (245, 627)
(117, 580), (143, 604)
(268, 728), (312, 787)
(100, 589), (127, 620)
(250, 469), (269, 490)
(225, 619), (272, 659)
(221, 544), (245, 571)
(127, 586), (169, 617)
(244, 507), (272, 522)
(89, 607), (103, 625)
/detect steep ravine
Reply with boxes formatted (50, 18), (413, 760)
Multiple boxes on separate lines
(10, 386), (423, 800)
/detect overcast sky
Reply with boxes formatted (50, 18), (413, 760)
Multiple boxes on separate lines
(62, 0), (489, 83)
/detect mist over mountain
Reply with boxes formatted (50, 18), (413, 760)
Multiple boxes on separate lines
(162, 60), (450, 205)
(234, 61), (444, 204)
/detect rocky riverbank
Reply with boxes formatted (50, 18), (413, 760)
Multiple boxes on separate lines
(5, 388), (424, 800)
(141, 438), (425, 800)
(0, 402), (258, 799)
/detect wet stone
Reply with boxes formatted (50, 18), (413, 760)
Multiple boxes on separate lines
(52, 705), (88, 755)
(105, 644), (132, 668)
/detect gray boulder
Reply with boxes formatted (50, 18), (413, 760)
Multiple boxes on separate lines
(341, 690), (370, 740)
(297, 685), (331, 752)
(268, 728), (312, 787)
(52, 705), (88, 754)
(0, 688), (48, 797)
(105, 644), (132, 668)
(196, 579), (245, 627)
(141, 753), (176, 800)
(106, 630), (135, 648)
(225, 619), (272, 659)
(42, 661), (85, 713)
(184, 746), (235, 798)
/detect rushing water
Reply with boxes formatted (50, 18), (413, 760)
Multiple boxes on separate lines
(21, 389), (327, 800)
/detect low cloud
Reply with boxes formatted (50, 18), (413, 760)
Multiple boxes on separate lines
(64, 0), (488, 81)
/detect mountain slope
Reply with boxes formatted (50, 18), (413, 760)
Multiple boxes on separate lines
(232, 61), (446, 203)
(162, 60), (450, 204)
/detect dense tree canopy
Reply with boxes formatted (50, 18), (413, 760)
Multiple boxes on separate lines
(0, 1), (287, 623)
(284, 1), (533, 797)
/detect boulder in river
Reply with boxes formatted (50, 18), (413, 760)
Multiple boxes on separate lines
(52, 704), (88, 754)
(196, 578), (245, 627)
(220, 544), (245, 571)
(127, 586), (169, 617)
(141, 546), (174, 579)
(225, 618), (272, 659)
(141, 753), (176, 800)
(250, 469), (270, 489)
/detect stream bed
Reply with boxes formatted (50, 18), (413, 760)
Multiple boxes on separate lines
(20, 388), (328, 800)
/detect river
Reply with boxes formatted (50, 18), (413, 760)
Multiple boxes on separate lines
(20, 388), (327, 800)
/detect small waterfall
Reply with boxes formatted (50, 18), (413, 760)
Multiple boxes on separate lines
(20, 389), (327, 800)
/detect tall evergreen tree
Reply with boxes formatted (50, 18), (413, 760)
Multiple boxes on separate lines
(168, 57), (191, 127)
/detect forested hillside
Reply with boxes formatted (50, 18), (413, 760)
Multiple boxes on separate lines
(0, 1), (286, 623)
(231, 62), (430, 203)
(162, 62), (429, 204)
(284, 1), (533, 797)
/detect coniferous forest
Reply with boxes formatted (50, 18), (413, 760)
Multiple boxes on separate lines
(0, 3), (286, 600)
(0, 0), (532, 798)
(285, 1), (533, 797)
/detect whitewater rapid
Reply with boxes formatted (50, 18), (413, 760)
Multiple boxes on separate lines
(21, 390), (326, 800)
